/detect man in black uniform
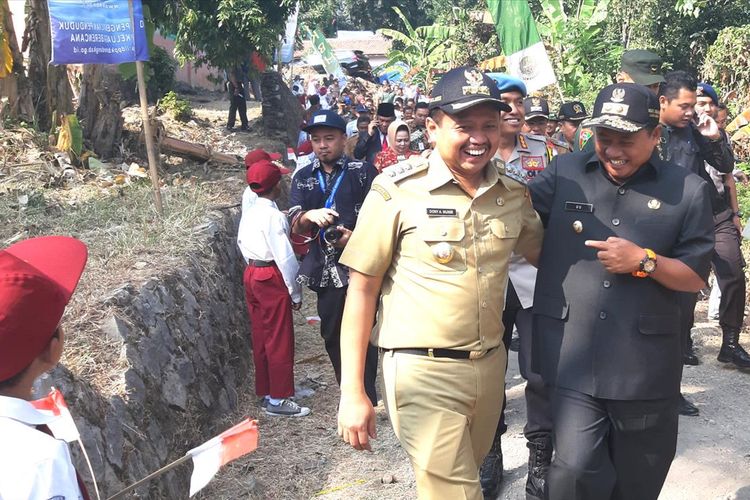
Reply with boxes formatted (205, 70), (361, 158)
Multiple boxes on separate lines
(530, 83), (715, 500)
(290, 110), (380, 406)
(657, 71), (741, 417)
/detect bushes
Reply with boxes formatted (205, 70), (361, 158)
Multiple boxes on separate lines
(702, 25), (750, 108)
(158, 91), (192, 122)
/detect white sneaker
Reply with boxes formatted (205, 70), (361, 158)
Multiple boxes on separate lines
(265, 399), (311, 417)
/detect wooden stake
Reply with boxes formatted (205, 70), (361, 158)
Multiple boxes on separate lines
(129, 0), (163, 215)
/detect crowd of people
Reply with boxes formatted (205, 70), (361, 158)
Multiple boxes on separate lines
(237, 48), (749, 500)
(1, 47), (748, 500)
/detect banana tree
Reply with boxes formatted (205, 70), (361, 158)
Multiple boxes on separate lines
(377, 7), (457, 88)
(537, 0), (615, 99)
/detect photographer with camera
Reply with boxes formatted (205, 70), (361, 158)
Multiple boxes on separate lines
(290, 110), (380, 406)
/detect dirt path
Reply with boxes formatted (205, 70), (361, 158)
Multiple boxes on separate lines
(198, 293), (750, 500)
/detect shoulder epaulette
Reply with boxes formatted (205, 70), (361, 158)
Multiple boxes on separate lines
(547, 137), (571, 150)
(382, 155), (429, 182)
(518, 134), (529, 150)
(524, 132), (548, 143)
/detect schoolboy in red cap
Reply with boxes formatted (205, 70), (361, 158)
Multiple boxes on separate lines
(0, 236), (89, 499)
(237, 161), (310, 417)
(242, 148), (283, 214)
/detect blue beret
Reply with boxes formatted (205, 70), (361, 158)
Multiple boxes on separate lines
(697, 83), (719, 105)
(487, 73), (527, 97)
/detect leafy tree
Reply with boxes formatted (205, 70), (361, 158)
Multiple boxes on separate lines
(146, 0), (295, 70)
(535, 0), (618, 102)
(702, 25), (750, 109)
(377, 7), (457, 87)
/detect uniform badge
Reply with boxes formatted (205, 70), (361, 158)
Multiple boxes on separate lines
(521, 155), (544, 172)
(696, 86), (704, 96)
(573, 103), (584, 114)
(462, 69), (489, 96)
(518, 134), (528, 150)
(610, 88), (626, 103)
(648, 199), (661, 210)
(372, 184), (391, 201)
(579, 128), (593, 149)
(496, 196), (505, 206)
(432, 242), (454, 263)
(427, 208), (458, 217)
(573, 220), (583, 233)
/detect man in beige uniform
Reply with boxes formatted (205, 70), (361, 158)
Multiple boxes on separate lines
(336, 66), (544, 499)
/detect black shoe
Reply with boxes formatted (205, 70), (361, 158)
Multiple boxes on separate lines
(683, 349), (700, 366)
(240, 125), (250, 132)
(717, 328), (750, 369)
(479, 440), (503, 499)
(679, 394), (699, 417)
(526, 437), (552, 500)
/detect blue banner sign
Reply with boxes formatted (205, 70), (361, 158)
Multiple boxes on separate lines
(48, 0), (149, 65)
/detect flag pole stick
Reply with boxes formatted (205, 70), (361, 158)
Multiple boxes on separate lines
(128, 0), (163, 215)
(77, 438), (102, 500)
(106, 454), (192, 500)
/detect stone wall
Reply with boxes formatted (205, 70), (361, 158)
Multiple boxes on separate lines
(49, 207), (252, 498)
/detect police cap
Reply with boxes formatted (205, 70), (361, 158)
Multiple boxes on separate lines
(524, 96), (550, 119)
(429, 66), (511, 114)
(582, 83), (659, 133)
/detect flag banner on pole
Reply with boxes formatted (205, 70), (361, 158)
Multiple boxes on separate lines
(306, 27), (347, 84)
(280, 1), (299, 64)
(486, 0), (557, 92)
(187, 419), (259, 497)
(48, 0), (149, 65)
(31, 387), (80, 443)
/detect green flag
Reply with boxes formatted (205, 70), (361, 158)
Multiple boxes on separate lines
(307, 28), (346, 81)
(486, 0), (556, 92)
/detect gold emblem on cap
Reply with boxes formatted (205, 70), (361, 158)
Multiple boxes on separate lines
(462, 69), (489, 96)
(532, 97), (542, 106)
(611, 88), (626, 103)
(650, 64), (660, 73)
(696, 86), (704, 96)
(648, 199), (661, 210)
(432, 242), (454, 263)
(573, 103), (583, 114)
(573, 220), (583, 233)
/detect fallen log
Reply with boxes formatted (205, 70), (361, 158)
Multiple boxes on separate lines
(158, 135), (241, 165)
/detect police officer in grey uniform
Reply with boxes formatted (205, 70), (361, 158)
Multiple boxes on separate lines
(480, 74), (555, 500)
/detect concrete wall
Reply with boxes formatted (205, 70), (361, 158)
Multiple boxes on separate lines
(52, 208), (252, 498)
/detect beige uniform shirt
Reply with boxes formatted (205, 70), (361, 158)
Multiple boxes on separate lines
(340, 152), (543, 352)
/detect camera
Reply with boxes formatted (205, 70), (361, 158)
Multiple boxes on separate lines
(323, 226), (344, 245)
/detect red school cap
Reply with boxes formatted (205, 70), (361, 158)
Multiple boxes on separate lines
(246, 160), (291, 194)
(0, 236), (88, 381)
(244, 149), (283, 168)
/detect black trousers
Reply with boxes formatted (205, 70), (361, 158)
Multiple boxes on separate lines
(712, 213), (746, 331)
(227, 93), (248, 128)
(682, 212), (746, 352)
(316, 285), (378, 405)
(497, 283), (553, 441)
(546, 387), (678, 500)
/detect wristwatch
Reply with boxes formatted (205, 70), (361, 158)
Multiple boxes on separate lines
(632, 248), (657, 278)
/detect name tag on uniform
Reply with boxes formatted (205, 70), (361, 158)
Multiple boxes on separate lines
(564, 201), (594, 213)
(426, 208), (458, 217)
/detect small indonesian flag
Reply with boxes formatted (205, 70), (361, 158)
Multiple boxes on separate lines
(187, 419), (259, 496)
(30, 387), (80, 443)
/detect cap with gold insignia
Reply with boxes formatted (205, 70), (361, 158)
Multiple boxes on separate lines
(558, 101), (589, 121)
(582, 83), (660, 133)
(621, 49), (665, 86)
(697, 82), (719, 105)
(524, 96), (550, 119)
(429, 66), (511, 114)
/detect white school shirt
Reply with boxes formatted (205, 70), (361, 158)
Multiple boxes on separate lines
(237, 198), (302, 303)
(0, 395), (83, 500)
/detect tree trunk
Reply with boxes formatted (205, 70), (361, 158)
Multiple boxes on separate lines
(0, 0), (34, 122)
(24, 0), (73, 131)
(77, 64), (123, 159)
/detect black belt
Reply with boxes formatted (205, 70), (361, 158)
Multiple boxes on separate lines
(382, 346), (497, 360)
(251, 260), (274, 267)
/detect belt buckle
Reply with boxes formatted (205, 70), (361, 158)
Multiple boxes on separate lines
(427, 348), (435, 358)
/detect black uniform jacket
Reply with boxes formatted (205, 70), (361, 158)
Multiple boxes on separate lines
(353, 129), (384, 163)
(529, 151), (714, 400)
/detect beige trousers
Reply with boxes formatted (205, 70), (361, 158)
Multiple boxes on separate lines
(381, 347), (506, 500)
